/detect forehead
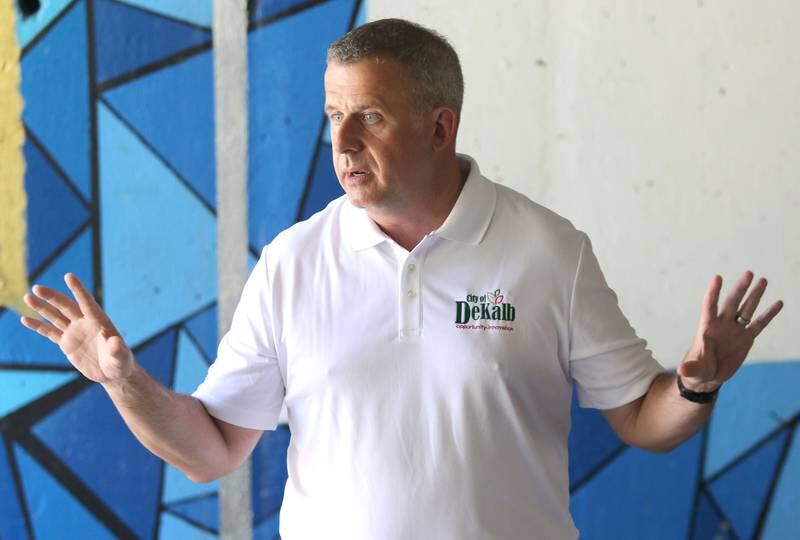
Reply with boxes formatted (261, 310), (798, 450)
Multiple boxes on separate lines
(324, 59), (412, 108)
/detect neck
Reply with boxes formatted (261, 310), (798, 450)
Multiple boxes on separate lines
(370, 156), (467, 251)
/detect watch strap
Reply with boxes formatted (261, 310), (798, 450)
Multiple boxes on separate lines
(676, 375), (720, 404)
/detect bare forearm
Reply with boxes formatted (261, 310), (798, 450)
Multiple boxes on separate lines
(102, 361), (234, 482)
(626, 372), (714, 452)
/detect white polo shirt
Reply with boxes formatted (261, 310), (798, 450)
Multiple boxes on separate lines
(193, 155), (664, 540)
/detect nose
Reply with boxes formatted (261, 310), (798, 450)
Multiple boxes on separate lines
(331, 116), (362, 154)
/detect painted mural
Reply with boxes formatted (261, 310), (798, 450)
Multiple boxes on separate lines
(2, 0), (798, 539)
(3, 0), (361, 538)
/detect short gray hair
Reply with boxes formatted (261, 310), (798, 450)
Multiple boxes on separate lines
(327, 18), (464, 122)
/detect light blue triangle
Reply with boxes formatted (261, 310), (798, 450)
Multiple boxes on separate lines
(162, 463), (218, 506)
(0, 370), (77, 418)
(161, 332), (219, 504)
(355, 0), (366, 26)
(15, 0), (74, 49)
(21, 0), (91, 200)
(0, 227), (93, 366)
(158, 512), (217, 540)
(174, 330), (211, 394)
(709, 427), (790, 540)
(757, 427), (800, 540)
(321, 117), (331, 144)
(706, 361), (800, 477)
(98, 102), (217, 348)
(114, 0), (211, 27)
(14, 444), (114, 539)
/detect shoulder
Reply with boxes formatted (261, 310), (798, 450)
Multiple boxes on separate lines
(489, 180), (587, 259)
(264, 195), (348, 262)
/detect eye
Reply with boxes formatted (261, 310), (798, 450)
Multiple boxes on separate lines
(362, 112), (381, 124)
(330, 112), (344, 124)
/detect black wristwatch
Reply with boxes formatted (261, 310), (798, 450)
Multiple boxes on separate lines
(676, 376), (720, 404)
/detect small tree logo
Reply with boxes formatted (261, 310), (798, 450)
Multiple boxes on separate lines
(486, 289), (504, 305)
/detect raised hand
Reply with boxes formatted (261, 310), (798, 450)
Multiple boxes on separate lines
(678, 272), (784, 392)
(20, 273), (134, 384)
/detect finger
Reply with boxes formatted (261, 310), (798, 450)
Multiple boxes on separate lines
(737, 277), (767, 321)
(701, 275), (722, 326)
(19, 316), (63, 344)
(748, 300), (784, 337)
(23, 292), (71, 331)
(721, 271), (754, 319)
(31, 284), (83, 320)
(677, 360), (702, 379)
(64, 273), (102, 319)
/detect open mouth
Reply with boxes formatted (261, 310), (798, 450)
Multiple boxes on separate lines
(346, 169), (369, 180)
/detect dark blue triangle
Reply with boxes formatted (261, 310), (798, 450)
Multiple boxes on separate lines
(709, 427), (790, 540)
(21, 0), (91, 200)
(94, 0), (210, 83)
(253, 511), (280, 539)
(0, 227), (93, 366)
(299, 143), (344, 220)
(23, 136), (90, 273)
(184, 304), (218, 364)
(570, 429), (704, 539)
(103, 49), (215, 211)
(31, 328), (177, 539)
(250, 0), (316, 24)
(568, 386), (624, 490)
(762, 422), (800, 539)
(14, 443), (114, 539)
(0, 437), (27, 540)
(167, 494), (218, 532)
(247, 0), (354, 247)
(252, 425), (290, 524)
(691, 491), (735, 540)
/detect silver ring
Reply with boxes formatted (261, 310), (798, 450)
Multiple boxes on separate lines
(735, 314), (751, 326)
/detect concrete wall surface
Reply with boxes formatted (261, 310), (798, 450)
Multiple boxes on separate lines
(370, 0), (798, 367)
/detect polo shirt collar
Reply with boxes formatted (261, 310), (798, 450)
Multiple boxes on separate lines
(342, 153), (496, 251)
(434, 154), (496, 245)
(343, 201), (389, 251)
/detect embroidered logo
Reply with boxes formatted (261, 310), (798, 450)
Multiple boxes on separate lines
(455, 289), (516, 331)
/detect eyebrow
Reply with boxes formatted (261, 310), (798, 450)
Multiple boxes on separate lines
(324, 101), (385, 114)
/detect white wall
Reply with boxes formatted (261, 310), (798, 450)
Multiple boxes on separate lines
(368, 1), (798, 367)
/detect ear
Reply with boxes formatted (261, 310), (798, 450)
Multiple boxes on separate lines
(430, 107), (458, 152)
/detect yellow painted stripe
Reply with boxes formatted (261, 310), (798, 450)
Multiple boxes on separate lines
(0, 0), (34, 317)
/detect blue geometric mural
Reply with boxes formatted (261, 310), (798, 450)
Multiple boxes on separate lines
(8, 1), (799, 539)
(6, 0), (362, 538)
(569, 363), (800, 540)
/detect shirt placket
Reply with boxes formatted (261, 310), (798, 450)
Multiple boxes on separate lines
(396, 238), (432, 339)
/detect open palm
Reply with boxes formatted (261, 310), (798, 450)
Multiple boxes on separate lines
(679, 272), (784, 391)
(20, 273), (133, 383)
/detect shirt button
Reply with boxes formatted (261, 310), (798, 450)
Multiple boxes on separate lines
(407, 290), (417, 299)
(408, 263), (416, 272)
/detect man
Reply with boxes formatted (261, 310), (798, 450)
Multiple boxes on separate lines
(21, 18), (783, 540)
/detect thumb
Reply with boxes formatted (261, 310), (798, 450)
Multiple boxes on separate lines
(678, 360), (702, 378)
(106, 335), (131, 362)
(679, 333), (716, 381)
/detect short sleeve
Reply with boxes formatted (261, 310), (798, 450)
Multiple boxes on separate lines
(192, 248), (285, 430)
(569, 235), (665, 409)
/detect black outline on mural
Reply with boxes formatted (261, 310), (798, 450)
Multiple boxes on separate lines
(97, 96), (217, 217)
(295, 0), (364, 224)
